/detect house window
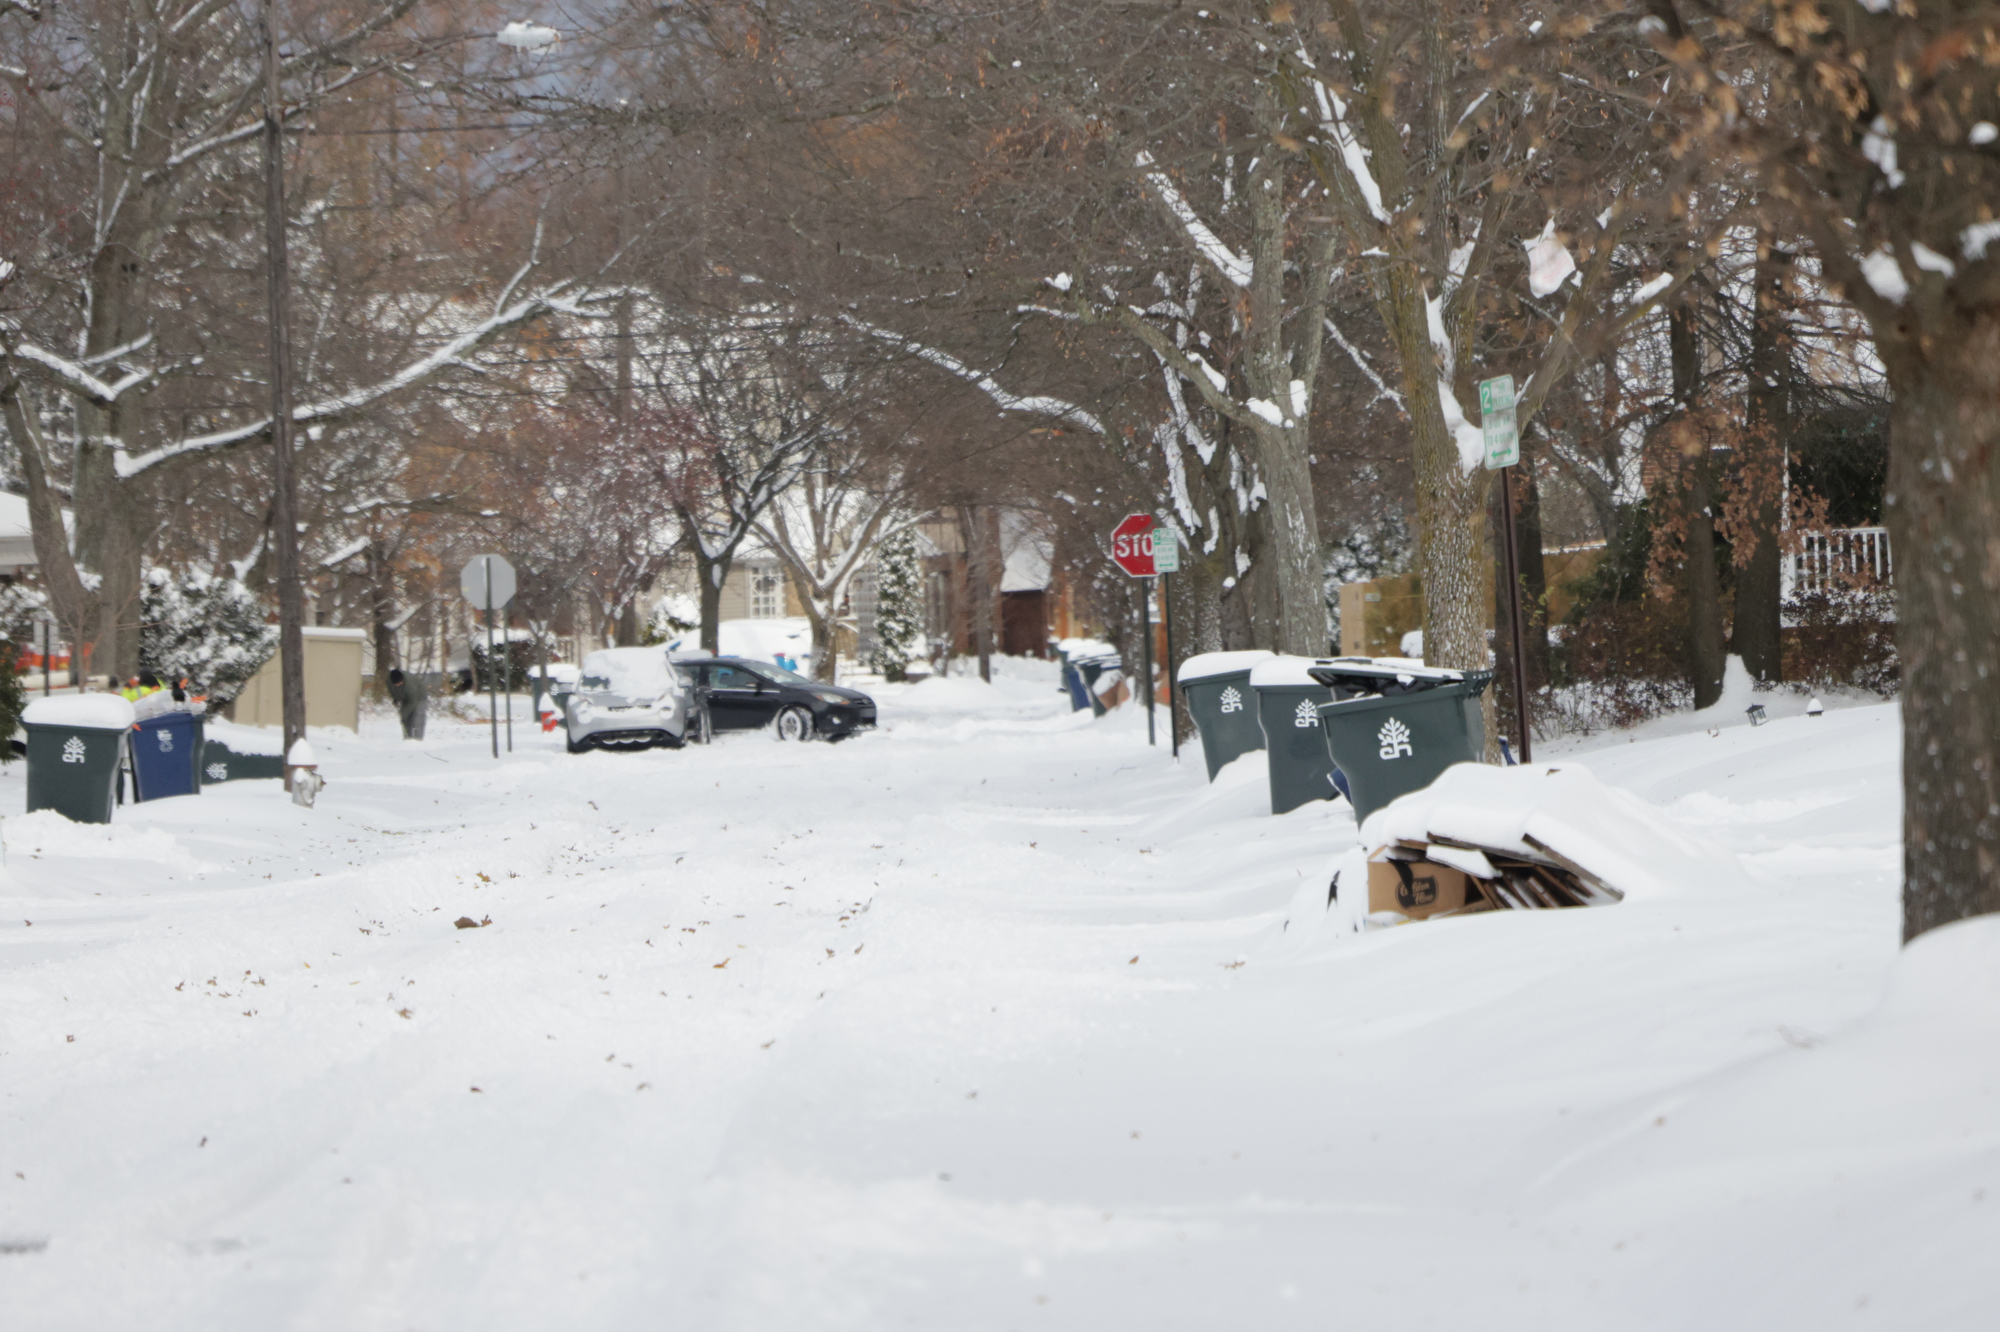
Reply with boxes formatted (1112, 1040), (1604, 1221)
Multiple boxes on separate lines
(751, 569), (782, 619)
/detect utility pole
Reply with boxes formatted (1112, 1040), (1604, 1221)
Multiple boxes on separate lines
(262, 0), (307, 773)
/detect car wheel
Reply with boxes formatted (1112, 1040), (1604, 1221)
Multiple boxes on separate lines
(773, 705), (815, 742)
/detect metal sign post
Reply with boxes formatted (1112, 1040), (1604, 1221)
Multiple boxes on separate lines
(1480, 375), (1532, 763)
(460, 555), (518, 759)
(1110, 513), (1162, 747)
(1151, 525), (1181, 759)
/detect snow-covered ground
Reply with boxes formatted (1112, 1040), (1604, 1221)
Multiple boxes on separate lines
(4, 663), (1995, 1329)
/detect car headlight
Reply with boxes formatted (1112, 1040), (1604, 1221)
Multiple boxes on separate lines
(572, 698), (594, 722)
(813, 691), (848, 705)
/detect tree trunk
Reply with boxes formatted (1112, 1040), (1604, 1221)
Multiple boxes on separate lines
(1246, 418), (1329, 657)
(616, 600), (641, 646)
(693, 544), (726, 655)
(1733, 243), (1791, 684)
(958, 505), (994, 682)
(1684, 458), (1728, 707)
(0, 382), (101, 681)
(368, 540), (399, 688)
(1518, 455), (1551, 691)
(1887, 343), (2000, 942)
(1382, 266), (1490, 679)
(1669, 303), (1727, 708)
(803, 596), (837, 682)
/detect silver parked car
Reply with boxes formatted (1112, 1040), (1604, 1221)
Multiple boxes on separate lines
(563, 647), (699, 752)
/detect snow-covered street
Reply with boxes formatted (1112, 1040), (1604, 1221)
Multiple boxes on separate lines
(3, 669), (1994, 1329)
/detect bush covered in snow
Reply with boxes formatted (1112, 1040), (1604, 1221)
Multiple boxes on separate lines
(644, 593), (699, 645)
(0, 638), (21, 761)
(868, 529), (923, 682)
(139, 567), (276, 703)
(0, 580), (49, 644)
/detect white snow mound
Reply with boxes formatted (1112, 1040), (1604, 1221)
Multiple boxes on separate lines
(1358, 760), (1755, 902)
(23, 694), (136, 730)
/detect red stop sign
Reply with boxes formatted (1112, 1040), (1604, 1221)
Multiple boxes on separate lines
(1109, 513), (1157, 577)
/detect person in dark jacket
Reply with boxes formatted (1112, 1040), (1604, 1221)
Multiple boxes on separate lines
(386, 668), (428, 740)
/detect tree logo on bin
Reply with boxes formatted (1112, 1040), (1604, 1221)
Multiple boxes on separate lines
(1378, 717), (1414, 759)
(61, 736), (87, 764)
(205, 762), (229, 781)
(1293, 700), (1319, 728)
(1218, 686), (1243, 714)
(157, 729), (175, 752)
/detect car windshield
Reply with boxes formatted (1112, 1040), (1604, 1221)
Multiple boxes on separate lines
(748, 661), (814, 686)
(578, 648), (677, 699)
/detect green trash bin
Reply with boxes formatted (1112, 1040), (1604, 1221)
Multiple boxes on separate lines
(200, 738), (286, 784)
(22, 695), (136, 824)
(1178, 649), (1274, 781)
(1249, 657), (1347, 815)
(1314, 666), (1493, 825)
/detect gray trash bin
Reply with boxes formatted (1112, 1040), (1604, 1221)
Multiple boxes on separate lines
(22, 695), (136, 824)
(1178, 649), (1274, 781)
(1073, 654), (1122, 718)
(1314, 666), (1493, 825)
(1249, 657), (1350, 815)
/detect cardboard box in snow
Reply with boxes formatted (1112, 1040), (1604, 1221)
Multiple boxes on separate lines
(1356, 760), (1756, 920)
(1366, 847), (1487, 920)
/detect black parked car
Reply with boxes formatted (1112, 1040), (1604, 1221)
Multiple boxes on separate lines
(684, 656), (877, 741)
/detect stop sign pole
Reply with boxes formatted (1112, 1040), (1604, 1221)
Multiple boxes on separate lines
(1110, 513), (1175, 751)
(461, 554), (519, 757)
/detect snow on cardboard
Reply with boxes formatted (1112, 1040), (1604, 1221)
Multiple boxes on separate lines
(1356, 760), (1755, 919)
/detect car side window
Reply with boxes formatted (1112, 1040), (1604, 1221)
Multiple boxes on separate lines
(710, 665), (750, 690)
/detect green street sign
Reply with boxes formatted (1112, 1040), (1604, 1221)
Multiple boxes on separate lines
(1479, 374), (1519, 469)
(1151, 525), (1180, 573)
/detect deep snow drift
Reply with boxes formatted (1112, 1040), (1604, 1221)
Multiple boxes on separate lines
(2, 667), (1993, 1329)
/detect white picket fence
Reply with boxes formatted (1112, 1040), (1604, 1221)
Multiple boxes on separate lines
(1783, 526), (1892, 597)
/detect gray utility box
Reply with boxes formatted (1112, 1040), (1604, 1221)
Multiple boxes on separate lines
(1311, 661), (1493, 825)
(1178, 649), (1274, 782)
(22, 695), (137, 825)
(1249, 657), (1351, 815)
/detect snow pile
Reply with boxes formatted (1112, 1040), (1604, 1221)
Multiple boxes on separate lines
(1358, 759), (1755, 902)
(286, 738), (316, 766)
(2, 809), (211, 871)
(669, 618), (813, 667)
(203, 718), (285, 755)
(22, 694), (135, 730)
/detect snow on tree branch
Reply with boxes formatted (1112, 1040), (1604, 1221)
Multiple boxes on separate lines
(847, 318), (1106, 436)
(111, 282), (616, 478)
(1134, 151), (1253, 288)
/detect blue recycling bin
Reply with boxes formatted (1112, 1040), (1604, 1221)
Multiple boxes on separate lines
(130, 712), (204, 802)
